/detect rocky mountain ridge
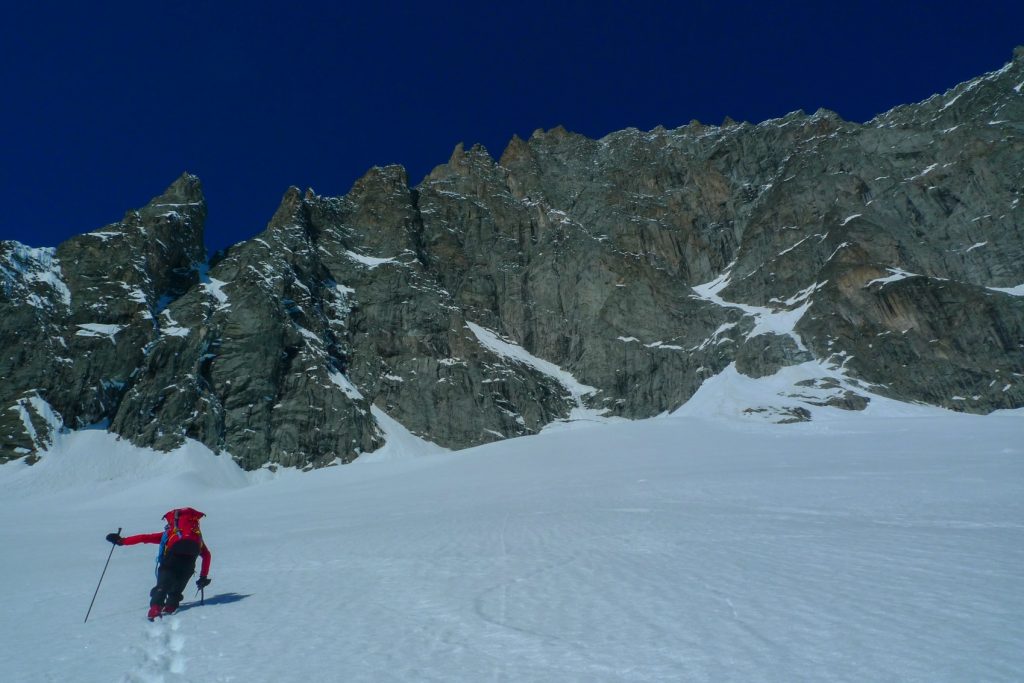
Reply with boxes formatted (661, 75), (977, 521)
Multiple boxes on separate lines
(2, 48), (1022, 468)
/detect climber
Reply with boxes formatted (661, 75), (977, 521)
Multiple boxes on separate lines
(106, 507), (212, 620)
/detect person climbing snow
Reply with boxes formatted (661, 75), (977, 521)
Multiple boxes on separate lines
(106, 507), (212, 621)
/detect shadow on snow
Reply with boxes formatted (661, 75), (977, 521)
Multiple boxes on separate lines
(177, 592), (252, 612)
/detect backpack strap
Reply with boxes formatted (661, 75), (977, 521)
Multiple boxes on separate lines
(155, 526), (169, 578)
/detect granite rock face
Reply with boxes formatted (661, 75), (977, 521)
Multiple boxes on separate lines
(3, 49), (1023, 467)
(2, 174), (206, 460)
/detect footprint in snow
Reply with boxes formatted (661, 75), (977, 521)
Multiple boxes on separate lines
(122, 617), (188, 682)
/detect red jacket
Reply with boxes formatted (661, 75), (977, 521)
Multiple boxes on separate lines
(122, 531), (212, 577)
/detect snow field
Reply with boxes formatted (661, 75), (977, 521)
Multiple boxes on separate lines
(1, 407), (1022, 682)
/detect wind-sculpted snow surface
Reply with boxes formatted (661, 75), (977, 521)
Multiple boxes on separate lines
(1, 395), (1022, 682)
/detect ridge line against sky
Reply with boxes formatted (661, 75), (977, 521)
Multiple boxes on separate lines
(2, 1), (1022, 254)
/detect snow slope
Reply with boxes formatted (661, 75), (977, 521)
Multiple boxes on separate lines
(1, 386), (1022, 682)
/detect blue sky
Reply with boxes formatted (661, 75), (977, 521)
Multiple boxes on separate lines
(2, 1), (1021, 253)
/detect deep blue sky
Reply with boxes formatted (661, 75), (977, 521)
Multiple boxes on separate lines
(3, 1), (1022, 254)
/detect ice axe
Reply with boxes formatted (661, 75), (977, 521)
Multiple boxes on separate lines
(84, 527), (121, 623)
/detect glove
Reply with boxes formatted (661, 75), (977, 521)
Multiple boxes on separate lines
(106, 533), (124, 546)
(196, 576), (211, 589)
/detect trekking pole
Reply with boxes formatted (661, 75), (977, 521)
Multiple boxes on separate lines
(84, 527), (121, 624)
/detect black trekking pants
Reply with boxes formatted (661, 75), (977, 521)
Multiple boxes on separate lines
(150, 551), (198, 608)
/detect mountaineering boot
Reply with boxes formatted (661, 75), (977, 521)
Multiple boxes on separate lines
(147, 605), (162, 621)
(163, 603), (178, 615)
